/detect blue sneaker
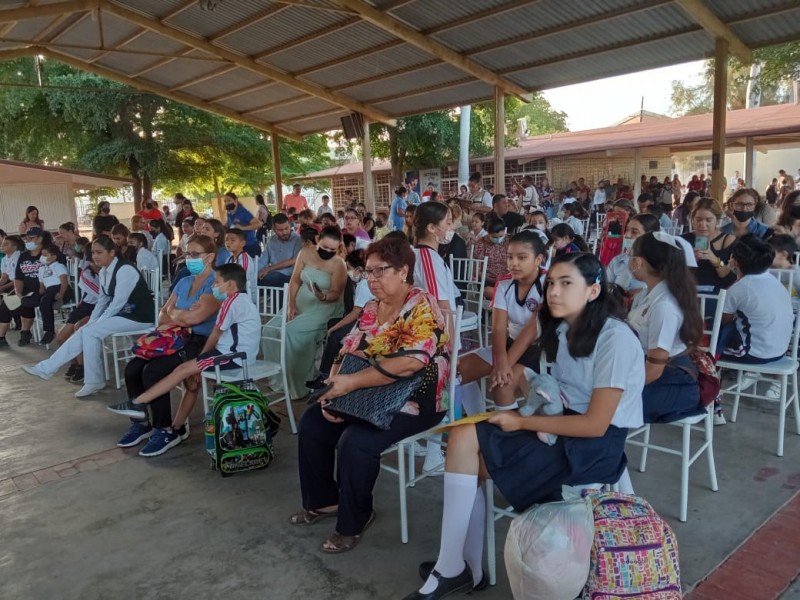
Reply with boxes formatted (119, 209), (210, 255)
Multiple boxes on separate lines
(117, 421), (153, 448)
(139, 428), (182, 457)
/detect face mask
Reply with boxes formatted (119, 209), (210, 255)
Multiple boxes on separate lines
(186, 258), (206, 275)
(733, 210), (754, 223)
(490, 235), (505, 245)
(534, 223), (546, 231)
(317, 248), (336, 261)
(74, 244), (83, 253)
(100, 207), (110, 214)
(39, 256), (50, 264)
(225, 203), (236, 212)
(348, 270), (361, 282)
(212, 285), (227, 301)
(621, 238), (634, 253)
(442, 230), (455, 244)
(25, 241), (37, 251)
(789, 205), (800, 219)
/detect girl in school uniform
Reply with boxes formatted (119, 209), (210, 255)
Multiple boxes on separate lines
(606, 213), (659, 308)
(402, 252), (645, 600)
(457, 230), (545, 412)
(627, 232), (705, 423)
(0, 235), (22, 296)
(549, 223), (588, 257)
(149, 218), (172, 275)
(36, 244), (72, 346)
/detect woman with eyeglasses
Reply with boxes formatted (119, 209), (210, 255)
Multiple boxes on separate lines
(113, 235), (222, 457)
(343, 208), (371, 250)
(290, 235), (451, 554)
(720, 188), (773, 240)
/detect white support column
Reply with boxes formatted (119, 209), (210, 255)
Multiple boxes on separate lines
(494, 87), (505, 196)
(362, 116), (375, 214)
(633, 148), (642, 200)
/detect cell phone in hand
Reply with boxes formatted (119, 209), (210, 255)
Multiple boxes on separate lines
(307, 383), (333, 405)
(312, 282), (323, 295)
(694, 235), (709, 251)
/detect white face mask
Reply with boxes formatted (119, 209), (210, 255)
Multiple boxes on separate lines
(39, 256), (49, 264)
(442, 230), (455, 244)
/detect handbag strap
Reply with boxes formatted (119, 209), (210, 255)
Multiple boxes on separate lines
(367, 349), (432, 381)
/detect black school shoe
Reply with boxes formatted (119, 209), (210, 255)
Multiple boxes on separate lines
(18, 331), (32, 346)
(64, 364), (77, 379)
(70, 366), (84, 384)
(39, 331), (55, 346)
(402, 562), (473, 600)
(419, 561), (488, 592)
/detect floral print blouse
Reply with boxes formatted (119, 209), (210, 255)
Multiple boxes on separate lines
(338, 287), (451, 414)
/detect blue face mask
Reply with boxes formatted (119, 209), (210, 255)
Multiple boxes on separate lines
(212, 285), (227, 301)
(25, 241), (37, 251)
(490, 236), (505, 245)
(186, 258), (205, 275)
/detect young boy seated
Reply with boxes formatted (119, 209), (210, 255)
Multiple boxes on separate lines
(128, 233), (160, 272)
(224, 228), (254, 289)
(768, 234), (800, 296)
(107, 264), (261, 453)
(37, 244), (71, 345)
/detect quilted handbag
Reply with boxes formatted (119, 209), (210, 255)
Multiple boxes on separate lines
(322, 349), (432, 430)
(131, 323), (190, 360)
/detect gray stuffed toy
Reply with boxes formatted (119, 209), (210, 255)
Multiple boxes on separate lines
(519, 373), (564, 445)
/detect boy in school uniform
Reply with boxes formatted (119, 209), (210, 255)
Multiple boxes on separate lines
(37, 244), (71, 345)
(224, 228), (254, 289)
(768, 234), (800, 296)
(107, 263), (261, 455)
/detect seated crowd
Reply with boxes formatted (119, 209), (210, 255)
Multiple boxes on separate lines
(0, 170), (797, 599)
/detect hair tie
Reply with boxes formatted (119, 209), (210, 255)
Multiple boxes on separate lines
(595, 267), (603, 284)
(652, 231), (682, 250)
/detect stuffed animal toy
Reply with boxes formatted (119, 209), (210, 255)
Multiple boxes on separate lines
(520, 373), (564, 445)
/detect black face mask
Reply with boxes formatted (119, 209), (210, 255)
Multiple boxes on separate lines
(225, 203), (236, 212)
(790, 205), (800, 220)
(100, 207), (110, 214)
(317, 248), (336, 261)
(733, 210), (754, 223)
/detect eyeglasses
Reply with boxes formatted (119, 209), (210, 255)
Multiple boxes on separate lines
(185, 251), (207, 259)
(732, 203), (755, 210)
(364, 265), (393, 279)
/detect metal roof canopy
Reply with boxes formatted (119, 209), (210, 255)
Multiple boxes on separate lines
(0, 158), (133, 189)
(1, 0), (799, 142)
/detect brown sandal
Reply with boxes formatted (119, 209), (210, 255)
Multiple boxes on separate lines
(288, 508), (338, 525)
(320, 510), (376, 554)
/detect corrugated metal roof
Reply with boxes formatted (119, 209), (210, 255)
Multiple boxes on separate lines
(2, 0), (799, 139)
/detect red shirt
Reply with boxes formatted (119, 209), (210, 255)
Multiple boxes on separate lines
(138, 208), (164, 222)
(687, 180), (704, 192)
(284, 193), (308, 212)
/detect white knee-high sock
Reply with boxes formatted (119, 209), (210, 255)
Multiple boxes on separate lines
(423, 432), (444, 470)
(419, 472), (477, 594)
(462, 486), (485, 586)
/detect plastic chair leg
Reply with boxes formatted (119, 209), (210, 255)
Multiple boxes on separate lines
(485, 480), (496, 586)
(792, 371), (800, 435)
(778, 374), (788, 457)
(112, 336), (122, 389)
(680, 422), (691, 522)
(638, 425), (651, 472)
(731, 370), (743, 422)
(284, 394), (297, 434)
(705, 409), (719, 492)
(398, 443), (408, 544)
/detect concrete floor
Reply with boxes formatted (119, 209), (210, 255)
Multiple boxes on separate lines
(1, 339), (799, 599)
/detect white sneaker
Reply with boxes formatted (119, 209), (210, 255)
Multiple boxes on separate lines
(422, 451), (445, 475)
(764, 383), (782, 402)
(75, 382), (106, 398)
(713, 411), (727, 426)
(412, 441), (427, 457)
(22, 364), (51, 381)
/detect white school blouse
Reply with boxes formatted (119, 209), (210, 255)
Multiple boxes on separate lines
(627, 280), (687, 357)
(491, 273), (544, 340)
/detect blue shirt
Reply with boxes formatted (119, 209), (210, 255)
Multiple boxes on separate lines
(390, 196), (407, 230)
(172, 271), (216, 337)
(226, 204), (258, 245)
(258, 232), (302, 276)
(215, 248), (232, 266)
(720, 218), (771, 239)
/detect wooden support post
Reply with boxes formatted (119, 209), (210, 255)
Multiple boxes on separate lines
(744, 136), (755, 188)
(272, 135), (283, 210)
(362, 115), (375, 214)
(494, 87), (505, 198)
(711, 38), (729, 202)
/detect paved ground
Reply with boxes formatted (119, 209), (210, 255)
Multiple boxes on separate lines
(1, 339), (799, 599)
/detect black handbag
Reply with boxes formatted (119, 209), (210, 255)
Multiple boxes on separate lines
(322, 349), (432, 430)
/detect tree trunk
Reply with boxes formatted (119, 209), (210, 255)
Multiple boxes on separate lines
(142, 172), (153, 203)
(128, 155), (143, 211)
(213, 174), (223, 219)
(388, 127), (403, 186)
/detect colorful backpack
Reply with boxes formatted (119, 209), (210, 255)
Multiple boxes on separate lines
(206, 379), (280, 477)
(582, 491), (681, 600)
(131, 324), (189, 359)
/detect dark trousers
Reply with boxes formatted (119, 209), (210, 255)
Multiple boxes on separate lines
(124, 335), (206, 428)
(258, 270), (291, 288)
(298, 403), (444, 536)
(39, 285), (72, 333)
(642, 355), (703, 423)
(0, 294), (39, 324)
(319, 319), (350, 375)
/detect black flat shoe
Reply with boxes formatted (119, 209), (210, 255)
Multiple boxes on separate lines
(402, 563), (473, 600)
(305, 376), (326, 390)
(419, 561), (488, 592)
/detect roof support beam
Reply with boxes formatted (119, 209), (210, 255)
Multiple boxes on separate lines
(333, 0), (529, 100)
(102, 2), (396, 127)
(206, 81), (278, 104)
(674, 0), (753, 63)
(207, 5), (289, 42)
(0, 0), (101, 23)
(38, 47), (303, 141)
(0, 46), (37, 62)
(169, 65), (238, 92)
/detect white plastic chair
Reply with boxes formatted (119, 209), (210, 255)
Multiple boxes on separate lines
(201, 284), (297, 434)
(768, 268), (796, 298)
(450, 255), (487, 348)
(32, 257), (81, 347)
(663, 225), (684, 235)
(718, 305), (800, 457)
(103, 269), (162, 389)
(379, 307), (462, 543)
(625, 291), (725, 522)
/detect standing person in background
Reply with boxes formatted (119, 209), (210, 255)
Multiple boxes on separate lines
(284, 184), (309, 213)
(406, 179), (421, 206)
(317, 194), (334, 216)
(224, 191), (262, 257)
(93, 201), (119, 237)
(512, 175), (540, 211)
(391, 187), (408, 231)
(18, 206), (44, 235)
(137, 200), (163, 222)
(162, 205), (174, 226)
(257, 213), (302, 287)
(461, 172), (493, 215)
(174, 199), (199, 231)
(255, 193), (272, 246)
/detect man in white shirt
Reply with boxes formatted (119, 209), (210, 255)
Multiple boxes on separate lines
(729, 171), (740, 190)
(512, 175), (539, 211)
(459, 171), (493, 215)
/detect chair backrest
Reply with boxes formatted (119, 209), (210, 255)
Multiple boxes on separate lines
(259, 284), (290, 392)
(663, 225), (684, 236)
(140, 269), (162, 327)
(66, 256), (80, 295)
(257, 285), (285, 319)
(595, 212), (606, 228)
(450, 255), (488, 326)
(440, 306), (464, 423)
(247, 256), (259, 303)
(580, 217), (590, 235)
(788, 305), (800, 361)
(697, 290), (727, 354)
(768, 268), (796, 297)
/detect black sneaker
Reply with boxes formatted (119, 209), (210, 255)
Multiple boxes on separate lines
(18, 331), (32, 347)
(107, 399), (147, 420)
(0, 337), (8, 349)
(64, 364), (77, 379)
(39, 331), (55, 346)
(70, 366), (84, 384)
(305, 375), (327, 390)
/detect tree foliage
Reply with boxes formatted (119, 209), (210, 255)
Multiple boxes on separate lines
(0, 57), (331, 209)
(670, 42), (799, 116)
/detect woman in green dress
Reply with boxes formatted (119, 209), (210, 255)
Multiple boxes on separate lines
(268, 226), (347, 399)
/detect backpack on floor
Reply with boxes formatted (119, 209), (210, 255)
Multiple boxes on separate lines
(582, 491), (681, 600)
(207, 380), (280, 476)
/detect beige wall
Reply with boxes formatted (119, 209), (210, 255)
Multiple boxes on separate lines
(548, 152), (673, 192)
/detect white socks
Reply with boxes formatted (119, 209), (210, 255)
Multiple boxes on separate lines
(419, 472), (478, 594)
(456, 381), (486, 416)
(495, 401), (519, 411)
(463, 486), (485, 586)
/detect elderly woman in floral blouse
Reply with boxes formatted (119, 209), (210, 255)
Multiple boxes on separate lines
(289, 235), (452, 554)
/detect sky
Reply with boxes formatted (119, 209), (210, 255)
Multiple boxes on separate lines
(541, 60), (706, 131)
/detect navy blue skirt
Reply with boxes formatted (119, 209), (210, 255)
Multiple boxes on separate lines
(476, 415), (628, 513)
(642, 354), (703, 423)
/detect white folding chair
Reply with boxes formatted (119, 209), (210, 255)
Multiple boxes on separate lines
(663, 225), (685, 235)
(103, 269), (162, 389)
(379, 307), (462, 543)
(718, 306), (800, 457)
(450, 255), (487, 348)
(625, 291), (724, 522)
(201, 284), (297, 434)
(33, 257), (81, 347)
(768, 268), (796, 298)
(247, 257), (259, 304)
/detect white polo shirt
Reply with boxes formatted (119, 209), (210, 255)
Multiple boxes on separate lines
(491, 273), (544, 340)
(606, 253), (647, 293)
(627, 280), (687, 357)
